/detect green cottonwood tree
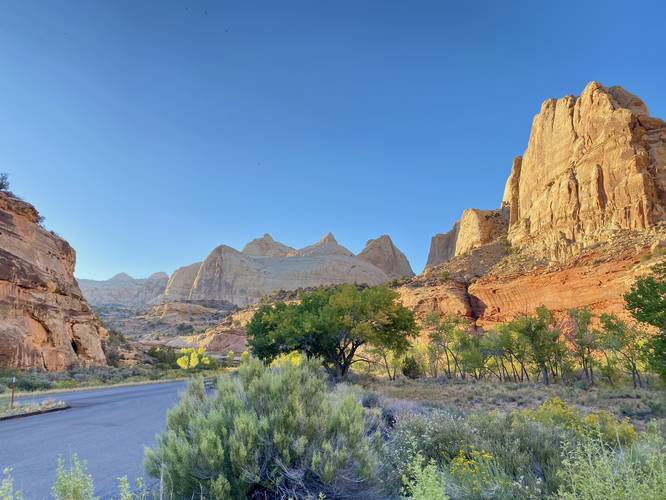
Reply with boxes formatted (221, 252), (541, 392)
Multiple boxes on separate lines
(247, 284), (417, 379)
(625, 261), (666, 378)
(511, 306), (563, 385)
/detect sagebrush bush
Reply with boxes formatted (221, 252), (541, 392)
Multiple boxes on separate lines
(52, 455), (96, 500)
(522, 397), (636, 445)
(557, 430), (666, 499)
(384, 408), (570, 497)
(467, 411), (565, 495)
(145, 357), (381, 499)
(0, 469), (22, 500)
(401, 453), (447, 500)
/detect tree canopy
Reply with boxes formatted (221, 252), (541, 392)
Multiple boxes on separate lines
(625, 261), (666, 377)
(247, 284), (417, 378)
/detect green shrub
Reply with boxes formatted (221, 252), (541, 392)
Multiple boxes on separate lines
(52, 455), (96, 500)
(467, 411), (566, 495)
(446, 447), (517, 499)
(401, 453), (447, 500)
(145, 357), (381, 498)
(0, 469), (22, 500)
(117, 477), (148, 500)
(522, 397), (637, 445)
(557, 431), (666, 499)
(147, 346), (179, 367)
(13, 372), (53, 391)
(385, 409), (568, 497)
(402, 355), (424, 379)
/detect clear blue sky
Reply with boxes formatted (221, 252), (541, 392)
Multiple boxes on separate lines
(1, 1), (665, 279)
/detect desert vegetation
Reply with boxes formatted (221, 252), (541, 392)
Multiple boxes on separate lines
(2, 357), (664, 499)
(3, 266), (665, 499)
(0, 346), (226, 399)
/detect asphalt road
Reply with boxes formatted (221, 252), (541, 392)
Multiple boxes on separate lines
(0, 381), (188, 499)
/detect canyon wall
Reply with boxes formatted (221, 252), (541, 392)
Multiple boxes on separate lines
(0, 192), (106, 370)
(418, 82), (666, 326)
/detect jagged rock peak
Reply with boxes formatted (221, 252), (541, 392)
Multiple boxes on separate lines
(320, 232), (337, 244)
(358, 235), (414, 279)
(298, 232), (353, 256)
(242, 233), (296, 257)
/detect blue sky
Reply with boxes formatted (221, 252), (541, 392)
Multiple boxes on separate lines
(1, 1), (665, 279)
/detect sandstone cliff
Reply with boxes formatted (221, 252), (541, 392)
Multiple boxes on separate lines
(426, 223), (459, 268)
(504, 82), (666, 259)
(162, 262), (202, 301)
(358, 235), (415, 279)
(0, 192), (106, 370)
(418, 82), (666, 326)
(426, 209), (507, 268)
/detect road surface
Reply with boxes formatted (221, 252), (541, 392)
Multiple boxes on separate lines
(0, 381), (188, 499)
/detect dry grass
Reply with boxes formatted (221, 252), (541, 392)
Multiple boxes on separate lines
(358, 376), (666, 427)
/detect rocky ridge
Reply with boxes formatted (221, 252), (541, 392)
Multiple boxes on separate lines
(78, 272), (168, 308)
(81, 233), (414, 339)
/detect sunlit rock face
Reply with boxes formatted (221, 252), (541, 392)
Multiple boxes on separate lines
(357, 235), (414, 279)
(504, 82), (666, 259)
(418, 82), (666, 325)
(0, 192), (106, 370)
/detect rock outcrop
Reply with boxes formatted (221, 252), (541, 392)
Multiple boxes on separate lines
(162, 262), (202, 301)
(418, 82), (666, 326)
(358, 235), (414, 279)
(78, 272), (168, 308)
(426, 223), (459, 268)
(503, 82), (666, 259)
(242, 234), (296, 257)
(297, 232), (354, 257)
(425, 209), (507, 268)
(0, 192), (106, 370)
